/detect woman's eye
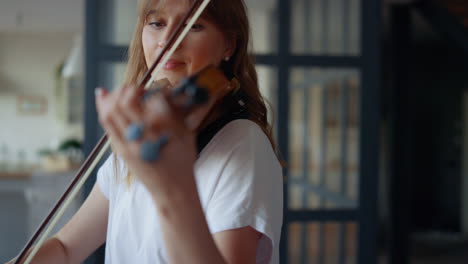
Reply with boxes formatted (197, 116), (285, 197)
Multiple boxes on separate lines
(149, 21), (165, 28)
(192, 24), (204, 30)
(184, 23), (204, 31)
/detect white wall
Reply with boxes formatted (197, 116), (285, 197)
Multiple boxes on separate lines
(0, 0), (83, 33)
(0, 32), (82, 165)
(112, 0), (138, 45)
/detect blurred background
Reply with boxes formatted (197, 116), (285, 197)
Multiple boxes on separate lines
(0, 0), (467, 263)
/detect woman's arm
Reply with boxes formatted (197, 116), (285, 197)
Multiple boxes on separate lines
(55, 183), (109, 263)
(151, 176), (261, 264)
(8, 183), (109, 264)
(6, 238), (67, 264)
(212, 227), (262, 264)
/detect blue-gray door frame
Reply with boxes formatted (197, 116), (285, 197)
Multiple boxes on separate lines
(84, 0), (381, 263)
(271, 0), (381, 263)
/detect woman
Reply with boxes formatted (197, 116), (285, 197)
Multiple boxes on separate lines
(10, 0), (283, 263)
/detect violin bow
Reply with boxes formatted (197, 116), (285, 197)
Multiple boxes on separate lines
(15, 0), (211, 263)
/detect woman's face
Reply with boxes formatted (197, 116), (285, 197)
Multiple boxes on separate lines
(142, 0), (233, 86)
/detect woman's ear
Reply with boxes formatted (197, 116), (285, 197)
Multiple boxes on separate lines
(223, 35), (237, 59)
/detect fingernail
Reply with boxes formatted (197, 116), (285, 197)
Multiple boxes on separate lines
(95, 87), (103, 97)
(125, 123), (144, 141)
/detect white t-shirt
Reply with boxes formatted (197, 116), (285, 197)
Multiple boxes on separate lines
(97, 119), (283, 264)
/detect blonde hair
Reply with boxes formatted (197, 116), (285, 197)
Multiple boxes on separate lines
(116, 0), (280, 184)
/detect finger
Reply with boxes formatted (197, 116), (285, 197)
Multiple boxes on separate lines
(109, 87), (136, 139)
(95, 87), (141, 161)
(120, 84), (145, 123)
(95, 87), (114, 129)
(142, 95), (174, 137)
(102, 112), (123, 144)
(103, 112), (136, 161)
(95, 88), (127, 143)
(95, 87), (108, 112)
(117, 85), (149, 142)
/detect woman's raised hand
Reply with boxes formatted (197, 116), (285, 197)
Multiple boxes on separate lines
(95, 83), (198, 196)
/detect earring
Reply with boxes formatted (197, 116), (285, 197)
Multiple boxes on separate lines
(224, 56), (230, 61)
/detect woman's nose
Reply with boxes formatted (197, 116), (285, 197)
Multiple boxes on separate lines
(157, 37), (183, 51)
(157, 40), (166, 48)
(157, 24), (183, 51)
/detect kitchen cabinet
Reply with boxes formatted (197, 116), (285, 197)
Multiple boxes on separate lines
(0, 191), (28, 261)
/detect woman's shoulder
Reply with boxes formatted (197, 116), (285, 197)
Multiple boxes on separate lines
(99, 153), (123, 173)
(208, 119), (271, 150)
(198, 118), (277, 165)
(97, 153), (129, 185)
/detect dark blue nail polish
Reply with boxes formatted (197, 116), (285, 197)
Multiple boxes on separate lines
(126, 123), (144, 141)
(140, 135), (170, 162)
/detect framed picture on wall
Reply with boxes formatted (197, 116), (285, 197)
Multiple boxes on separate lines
(16, 95), (47, 115)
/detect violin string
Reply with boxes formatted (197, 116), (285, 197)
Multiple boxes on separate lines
(18, 0), (211, 263)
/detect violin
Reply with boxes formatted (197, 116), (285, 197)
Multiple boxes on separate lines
(12, 0), (236, 262)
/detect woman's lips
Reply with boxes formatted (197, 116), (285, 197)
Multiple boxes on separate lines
(163, 60), (185, 70)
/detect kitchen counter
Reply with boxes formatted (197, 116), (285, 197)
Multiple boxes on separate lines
(0, 170), (77, 191)
(0, 170), (83, 261)
(0, 171), (32, 179)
